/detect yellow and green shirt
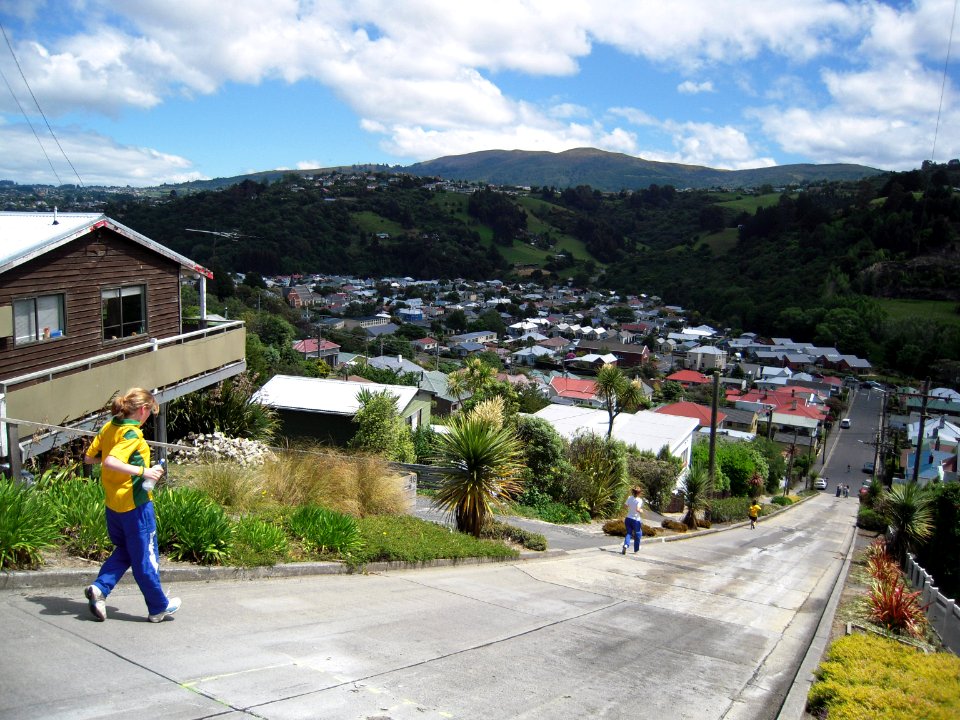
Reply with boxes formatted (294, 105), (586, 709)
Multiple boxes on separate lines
(86, 417), (151, 513)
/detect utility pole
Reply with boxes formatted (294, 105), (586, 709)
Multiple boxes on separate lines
(708, 370), (719, 487)
(911, 378), (931, 483)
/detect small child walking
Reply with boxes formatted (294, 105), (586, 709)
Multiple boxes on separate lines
(622, 486), (643, 554)
(748, 501), (762, 530)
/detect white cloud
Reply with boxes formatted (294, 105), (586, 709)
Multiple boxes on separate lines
(677, 80), (714, 95)
(1, 0), (958, 181)
(0, 123), (203, 185)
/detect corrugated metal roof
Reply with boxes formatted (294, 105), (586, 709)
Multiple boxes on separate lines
(254, 375), (419, 415)
(0, 212), (212, 278)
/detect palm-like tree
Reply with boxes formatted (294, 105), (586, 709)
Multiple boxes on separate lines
(595, 363), (645, 438)
(431, 412), (524, 537)
(882, 482), (933, 562)
(682, 462), (712, 529)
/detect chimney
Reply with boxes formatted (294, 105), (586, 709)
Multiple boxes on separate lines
(791, 400), (797, 410)
(397, 354), (402, 367)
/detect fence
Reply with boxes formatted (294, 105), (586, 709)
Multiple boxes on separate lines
(905, 553), (960, 653)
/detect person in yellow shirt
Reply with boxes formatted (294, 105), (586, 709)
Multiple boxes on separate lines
(83, 388), (180, 623)
(748, 501), (762, 530)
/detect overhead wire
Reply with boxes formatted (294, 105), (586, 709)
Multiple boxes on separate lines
(0, 21), (84, 187)
(931, 0), (959, 163)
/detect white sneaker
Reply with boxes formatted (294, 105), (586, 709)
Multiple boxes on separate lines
(148, 597), (181, 623)
(85, 585), (106, 622)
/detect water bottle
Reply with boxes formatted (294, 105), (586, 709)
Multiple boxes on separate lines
(142, 459), (164, 492)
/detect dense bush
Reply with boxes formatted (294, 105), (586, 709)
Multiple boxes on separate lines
(0, 477), (60, 569)
(482, 520), (547, 551)
(154, 486), (233, 564)
(914, 482), (960, 600)
(858, 506), (888, 532)
(44, 475), (112, 560)
(566, 433), (627, 518)
(808, 634), (960, 719)
(227, 516), (289, 566)
(167, 373), (278, 443)
(708, 497), (753, 524)
(662, 519), (688, 532)
(286, 504), (362, 556)
(770, 495), (794, 506)
(514, 415), (572, 501)
(602, 518), (660, 537)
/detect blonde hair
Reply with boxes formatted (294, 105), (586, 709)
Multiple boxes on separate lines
(111, 387), (158, 418)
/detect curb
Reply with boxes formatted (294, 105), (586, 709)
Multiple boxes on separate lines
(775, 518), (858, 720)
(0, 548), (569, 592)
(0, 495), (818, 592)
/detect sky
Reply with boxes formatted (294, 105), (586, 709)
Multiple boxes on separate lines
(0, 0), (958, 187)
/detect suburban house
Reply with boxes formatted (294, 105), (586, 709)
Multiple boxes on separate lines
(548, 376), (601, 407)
(665, 369), (712, 387)
(685, 345), (727, 372)
(253, 375), (431, 445)
(412, 337), (439, 353)
(574, 338), (650, 367)
(0, 212), (246, 469)
(532, 404), (698, 473)
(655, 401), (726, 430)
(448, 330), (498, 345)
(291, 338), (340, 366)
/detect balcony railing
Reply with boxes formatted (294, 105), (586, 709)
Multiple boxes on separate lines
(1, 321), (246, 458)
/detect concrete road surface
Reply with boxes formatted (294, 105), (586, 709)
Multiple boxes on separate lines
(0, 493), (859, 720)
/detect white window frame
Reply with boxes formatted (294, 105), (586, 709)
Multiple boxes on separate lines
(13, 293), (65, 345)
(101, 284), (146, 341)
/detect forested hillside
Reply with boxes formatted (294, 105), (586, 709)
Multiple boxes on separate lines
(102, 162), (960, 379)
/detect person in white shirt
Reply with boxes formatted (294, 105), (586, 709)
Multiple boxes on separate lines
(622, 486), (644, 554)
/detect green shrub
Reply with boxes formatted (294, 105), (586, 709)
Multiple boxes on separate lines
(482, 520), (547, 551)
(45, 476), (112, 561)
(858, 506), (888, 532)
(808, 633), (960, 719)
(770, 495), (794, 506)
(287, 505), (362, 556)
(154, 486), (233, 564)
(227, 516), (289, 567)
(709, 497), (753, 523)
(0, 477), (60, 569)
(350, 515), (517, 566)
(167, 373), (278, 443)
(566, 433), (628, 518)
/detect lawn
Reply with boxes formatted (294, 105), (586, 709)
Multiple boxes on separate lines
(714, 192), (786, 213)
(876, 298), (960, 328)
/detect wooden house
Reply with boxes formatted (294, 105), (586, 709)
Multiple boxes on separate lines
(0, 212), (246, 468)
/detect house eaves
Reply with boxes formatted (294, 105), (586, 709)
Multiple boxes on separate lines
(0, 212), (212, 278)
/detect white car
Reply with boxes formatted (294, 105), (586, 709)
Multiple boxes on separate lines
(814, 477), (828, 490)
(839, 418), (851, 429)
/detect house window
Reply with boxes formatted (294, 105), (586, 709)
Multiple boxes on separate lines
(14, 294), (65, 345)
(102, 285), (146, 340)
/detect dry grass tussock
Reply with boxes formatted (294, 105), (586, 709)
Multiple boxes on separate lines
(175, 445), (410, 517)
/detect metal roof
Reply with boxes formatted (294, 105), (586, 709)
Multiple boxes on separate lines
(0, 212), (212, 278)
(253, 375), (419, 415)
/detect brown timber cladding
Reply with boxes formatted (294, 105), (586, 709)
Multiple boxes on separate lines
(0, 228), (182, 381)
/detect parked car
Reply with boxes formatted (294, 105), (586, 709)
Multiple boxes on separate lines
(839, 418), (851, 429)
(862, 461), (875, 474)
(814, 477), (828, 490)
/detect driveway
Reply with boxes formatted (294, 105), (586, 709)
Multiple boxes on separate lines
(0, 492), (859, 719)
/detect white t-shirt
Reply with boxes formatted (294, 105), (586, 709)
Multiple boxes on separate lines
(625, 495), (643, 520)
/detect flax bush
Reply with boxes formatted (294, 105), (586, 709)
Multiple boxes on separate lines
(227, 516), (289, 567)
(286, 505), (362, 556)
(44, 476), (112, 560)
(154, 486), (233, 564)
(0, 477), (60, 569)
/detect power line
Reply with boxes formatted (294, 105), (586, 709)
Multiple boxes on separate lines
(0, 21), (84, 187)
(931, 0), (959, 162)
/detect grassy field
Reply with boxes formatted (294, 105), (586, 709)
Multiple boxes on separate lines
(696, 227), (739, 255)
(351, 210), (406, 236)
(876, 298), (960, 327)
(714, 192), (786, 213)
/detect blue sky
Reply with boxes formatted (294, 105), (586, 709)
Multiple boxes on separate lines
(1, 0), (958, 187)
